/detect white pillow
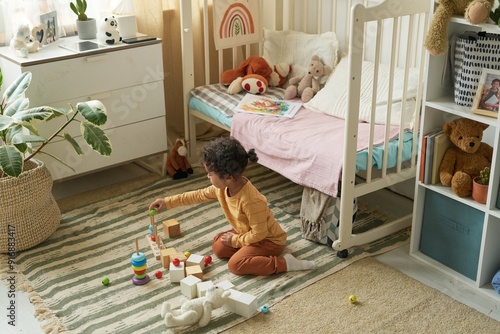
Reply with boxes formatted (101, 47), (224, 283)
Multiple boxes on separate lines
(262, 29), (339, 84)
(304, 58), (420, 129)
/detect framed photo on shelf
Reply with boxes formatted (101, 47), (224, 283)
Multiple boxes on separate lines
(40, 11), (58, 44)
(472, 68), (500, 118)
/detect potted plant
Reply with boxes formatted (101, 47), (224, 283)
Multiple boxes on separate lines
(0, 69), (111, 252)
(472, 166), (490, 204)
(70, 0), (97, 40)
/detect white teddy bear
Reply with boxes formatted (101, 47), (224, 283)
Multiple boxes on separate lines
(97, 16), (122, 45)
(10, 24), (40, 58)
(160, 286), (231, 329)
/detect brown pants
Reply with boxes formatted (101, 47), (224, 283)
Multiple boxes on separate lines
(212, 229), (287, 276)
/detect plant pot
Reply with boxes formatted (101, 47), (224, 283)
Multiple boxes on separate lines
(472, 177), (488, 204)
(76, 18), (97, 40)
(0, 159), (61, 253)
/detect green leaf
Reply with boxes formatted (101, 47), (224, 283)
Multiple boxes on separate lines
(11, 133), (47, 144)
(0, 145), (23, 177)
(0, 115), (14, 131)
(77, 101), (107, 126)
(37, 151), (75, 172)
(81, 122), (112, 156)
(63, 133), (84, 155)
(12, 107), (54, 124)
(4, 96), (29, 116)
(3, 72), (31, 105)
(0, 68), (3, 94)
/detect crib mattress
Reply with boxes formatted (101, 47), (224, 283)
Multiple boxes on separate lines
(189, 87), (413, 197)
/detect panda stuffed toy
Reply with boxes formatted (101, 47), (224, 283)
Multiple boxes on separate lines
(97, 16), (122, 45)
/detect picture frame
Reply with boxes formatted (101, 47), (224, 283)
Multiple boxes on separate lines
(40, 11), (58, 45)
(472, 68), (500, 118)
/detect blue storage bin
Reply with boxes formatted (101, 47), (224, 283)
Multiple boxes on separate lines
(420, 190), (484, 280)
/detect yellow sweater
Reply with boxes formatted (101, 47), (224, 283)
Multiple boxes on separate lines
(164, 180), (287, 248)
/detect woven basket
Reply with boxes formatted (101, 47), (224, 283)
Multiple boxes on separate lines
(0, 159), (61, 253)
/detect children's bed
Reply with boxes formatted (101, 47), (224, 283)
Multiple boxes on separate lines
(179, 0), (430, 256)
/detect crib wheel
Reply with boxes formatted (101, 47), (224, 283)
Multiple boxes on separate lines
(337, 249), (348, 258)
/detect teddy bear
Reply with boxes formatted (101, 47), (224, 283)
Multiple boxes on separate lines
(160, 286), (231, 328)
(166, 138), (193, 180)
(221, 56), (291, 95)
(424, 0), (495, 56)
(97, 16), (122, 45)
(439, 118), (493, 197)
(284, 55), (332, 103)
(10, 24), (40, 58)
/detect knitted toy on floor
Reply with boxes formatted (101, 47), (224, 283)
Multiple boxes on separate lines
(160, 286), (231, 328)
(166, 138), (193, 180)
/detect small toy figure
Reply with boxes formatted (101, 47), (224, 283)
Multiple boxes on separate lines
(97, 16), (122, 45)
(10, 24), (40, 58)
(166, 138), (193, 179)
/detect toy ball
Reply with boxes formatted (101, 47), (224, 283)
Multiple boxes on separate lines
(149, 208), (157, 216)
(349, 295), (357, 304)
(155, 270), (163, 279)
(184, 251), (191, 259)
(172, 258), (180, 267)
(204, 255), (212, 266)
(102, 277), (110, 286)
(260, 305), (269, 314)
(151, 235), (156, 242)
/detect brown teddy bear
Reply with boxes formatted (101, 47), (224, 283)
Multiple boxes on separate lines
(439, 118), (493, 197)
(221, 56), (290, 95)
(284, 55), (332, 103)
(166, 138), (193, 180)
(424, 0), (495, 56)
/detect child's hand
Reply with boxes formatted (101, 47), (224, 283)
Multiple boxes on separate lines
(221, 232), (235, 247)
(149, 199), (166, 213)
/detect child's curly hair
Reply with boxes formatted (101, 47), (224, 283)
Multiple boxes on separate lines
(201, 137), (258, 179)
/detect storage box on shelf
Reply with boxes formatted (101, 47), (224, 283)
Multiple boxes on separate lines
(410, 15), (500, 303)
(0, 36), (167, 181)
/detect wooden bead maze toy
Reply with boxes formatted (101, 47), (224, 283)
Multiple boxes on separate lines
(146, 208), (165, 260)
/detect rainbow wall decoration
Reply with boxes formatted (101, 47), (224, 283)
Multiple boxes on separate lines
(213, 0), (261, 50)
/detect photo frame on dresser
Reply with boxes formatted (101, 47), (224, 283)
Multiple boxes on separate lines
(472, 68), (500, 118)
(40, 10), (58, 44)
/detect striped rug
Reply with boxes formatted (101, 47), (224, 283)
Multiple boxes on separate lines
(1, 164), (410, 334)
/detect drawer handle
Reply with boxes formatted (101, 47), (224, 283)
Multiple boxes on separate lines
(86, 54), (109, 62)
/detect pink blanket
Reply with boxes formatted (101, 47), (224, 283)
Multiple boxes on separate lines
(231, 107), (400, 197)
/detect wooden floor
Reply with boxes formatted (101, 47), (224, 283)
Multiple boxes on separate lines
(2, 160), (499, 333)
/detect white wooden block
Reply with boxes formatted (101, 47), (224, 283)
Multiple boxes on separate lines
(186, 254), (204, 267)
(169, 261), (185, 283)
(216, 280), (235, 291)
(196, 280), (214, 298)
(223, 289), (257, 318)
(180, 275), (201, 299)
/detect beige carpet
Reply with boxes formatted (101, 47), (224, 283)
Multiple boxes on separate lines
(225, 256), (500, 333)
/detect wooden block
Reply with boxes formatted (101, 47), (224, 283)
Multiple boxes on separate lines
(163, 219), (181, 238)
(216, 279), (235, 291)
(223, 289), (257, 318)
(160, 248), (177, 269)
(145, 234), (164, 260)
(185, 264), (203, 281)
(170, 252), (187, 265)
(186, 254), (204, 268)
(169, 261), (185, 283)
(180, 275), (201, 299)
(196, 280), (214, 298)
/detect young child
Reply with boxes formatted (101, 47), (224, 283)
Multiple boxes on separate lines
(149, 137), (315, 276)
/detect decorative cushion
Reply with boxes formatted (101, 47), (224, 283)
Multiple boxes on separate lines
(304, 58), (420, 128)
(262, 28), (339, 84)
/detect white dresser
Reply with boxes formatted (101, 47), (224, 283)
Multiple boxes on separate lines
(0, 36), (167, 181)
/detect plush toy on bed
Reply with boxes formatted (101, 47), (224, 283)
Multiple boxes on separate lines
(160, 286), (231, 328)
(439, 118), (493, 197)
(284, 55), (332, 103)
(221, 56), (291, 95)
(166, 138), (193, 180)
(424, 0), (495, 56)
(10, 24), (40, 58)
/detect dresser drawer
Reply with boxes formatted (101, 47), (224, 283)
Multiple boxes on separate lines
(25, 43), (163, 105)
(39, 117), (167, 180)
(36, 81), (166, 139)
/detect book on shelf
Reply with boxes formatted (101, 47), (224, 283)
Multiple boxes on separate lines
(234, 93), (302, 118)
(419, 128), (442, 184)
(431, 132), (451, 185)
